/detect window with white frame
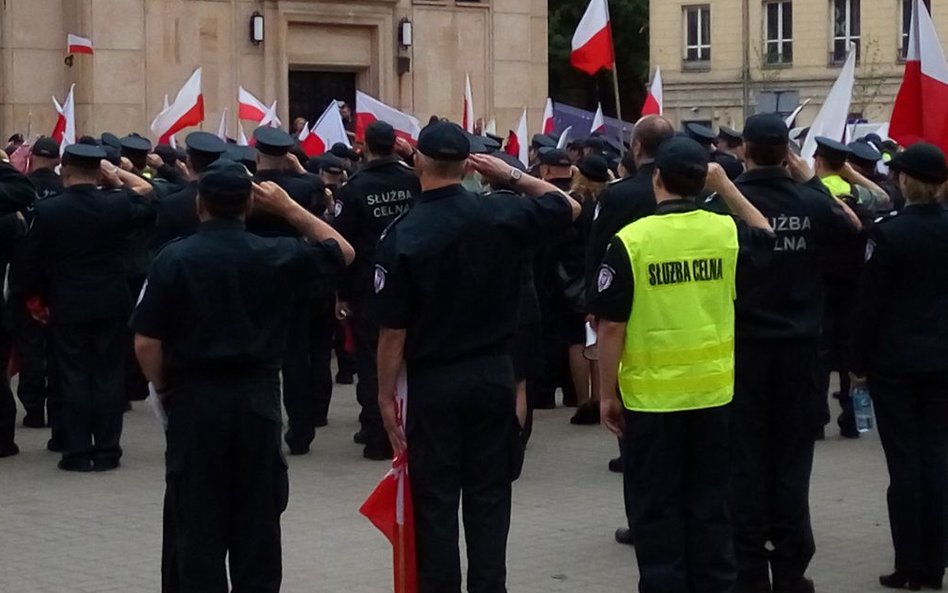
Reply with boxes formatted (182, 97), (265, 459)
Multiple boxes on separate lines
(684, 6), (711, 62)
(765, 1), (793, 64)
(832, 0), (860, 63)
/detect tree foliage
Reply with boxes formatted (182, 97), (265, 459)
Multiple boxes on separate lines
(548, 0), (650, 121)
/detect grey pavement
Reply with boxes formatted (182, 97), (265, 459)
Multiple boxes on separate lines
(1, 380), (895, 593)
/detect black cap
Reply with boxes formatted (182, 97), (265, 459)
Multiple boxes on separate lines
(718, 126), (743, 144)
(77, 136), (100, 146)
(224, 145), (257, 169)
(103, 145), (122, 166)
(417, 121), (470, 161)
(320, 154), (347, 175)
(120, 134), (152, 154)
(31, 137), (60, 158)
(742, 114), (789, 146)
(364, 121), (396, 150)
(329, 142), (359, 161)
(578, 155), (610, 182)
(185, 131), (227, 156)
(889, 142), (948, 184)
(304, 155), (324, 175)
(495, 151), (527, 173)
(253, 127), (295, 156)
(584, 136), (608, 153)
(863, 133), (883, 147)
(485, 132), (504, 145)
(537, 147), (571, 167)
(655, 137), (709, 183)
(62, 143), (106, 170)
(531, 134), (557, 150)
(481, 135), (501, 154)
(848, 141), (882, 166)
(685, 123), (717, 146)
(100, 133), (122, 150)
(198, 159), (252, 204)
(154, 144), (179, 165)
(814, 137), (851, 161)
(465, 132), (490, 155)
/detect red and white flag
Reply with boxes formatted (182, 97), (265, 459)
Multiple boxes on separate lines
(259, 101), (280, 129)
(238, 87), (282, 127)
(67, 34), (94, 55)
(303, 100), (352, 157)
(463, 74), (475, 134)
(150, 68), (204, 145)
(506, 108), (529, 167)
(216, 109), (228, 141)
(641, 67), (663, 116)
(51, 84), (76, 153)
(571, 0), (614, 75)
(542, 98), (555, 135)
(890, 0), (948, 153)
(356, 91), (421, 143)
(591, 103), (606, 134)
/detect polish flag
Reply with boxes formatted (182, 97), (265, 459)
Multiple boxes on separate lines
(801, 45), (856, 166)
(159, 95), (179, 149)
(150, 68), (204, 145)
(641, 67), (663, 116)
(463, 74), (475, 134)
(542, 98), (555, 135)
(259, 101), (281, 129)
(51, 84), (76, 153)
(571, 0), (614, 75)
(591, 103), (606, 134)
(238, 87), (282, 127)
(237, 122), (249, 147)
(506, 108), (529, 167)
(304, 100), (352, 157)
(216, 109), (228, 141)
(356, 91), (421, 143)
(67, 34), (94, 55)
(360, 366), (417, 593)
(889, 0), (948, 154)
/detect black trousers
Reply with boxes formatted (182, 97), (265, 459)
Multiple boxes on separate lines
(407, 354), (520, 593)
(871, 372), (948, 575)
(51, 319), (126, 465)
(354, 310), (385, 445)
(281, 300), (333, 450)
(0, 328), (16, 449)
(819, 293), (855, 426)
(623, 405), (735, 593)
(161, 379), (288, 593)
(9, 299), (60, 423)
(731, 338), (820, 587)
(125, 277), (149, 401)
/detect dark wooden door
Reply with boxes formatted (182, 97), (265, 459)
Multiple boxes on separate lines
(288, 70), (356, 127)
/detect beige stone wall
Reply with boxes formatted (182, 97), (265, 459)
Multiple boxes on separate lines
(0, 0), (547, 142)
(649, 0), (948, 129)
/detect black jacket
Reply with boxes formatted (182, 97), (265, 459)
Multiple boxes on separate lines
(152, 182), (200, 252)
(0, 162), (37, 214)
(248, 170), (322, 238)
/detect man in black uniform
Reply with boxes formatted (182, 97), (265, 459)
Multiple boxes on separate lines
(151, 132), (227, 251)
(718, 126), (745, 162)
(728, 115), (859, 593)
(373, 122), (579, 593)
(250, 126), (331, 455)
(25, 144), (156, 471)
(131, 160), (353, 593)
(27, 137), (64, 198)
(584, 114), (675, 545)
(334, 121), (420, 460)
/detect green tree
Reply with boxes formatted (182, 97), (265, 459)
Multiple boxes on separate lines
(548, 0), (650, 121)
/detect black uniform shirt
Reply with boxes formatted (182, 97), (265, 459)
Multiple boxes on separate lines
(152, 181), (200, 251)
(26, 184), (156, 324)
(852, 203), (948, 376)
(27, 168), (63, 200)
(248, 170), (322, 238)
(333, 157), (420, 303)
(131, 219), (345, 382)
(589, 199), (775, 323)
(0, 162), (37, 213)
(372, 184), (573, 364)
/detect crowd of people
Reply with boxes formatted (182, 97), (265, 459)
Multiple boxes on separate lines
(0, 108), (946, 593)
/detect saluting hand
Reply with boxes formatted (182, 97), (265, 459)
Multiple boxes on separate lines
(394, 137), (414, 160)
(146, 153), (163, 171)
(100, 159), (122, 188)
(468, 153), (511, 184)
(704, 162), (735, 195)
(285, 153), (306, 175)
(252, 181), (295, 216)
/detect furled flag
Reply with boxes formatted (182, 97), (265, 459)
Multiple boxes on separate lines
(67, 34), (94, 55)
(542, 98), (555, 135)
(889, 0), (948, 153)
(51, 84), (76, 153)
(356, 91), (421, 143)
(238, 87), (283, 127)
(506, 108), (529, 167)
(360, 366), (417, 593)
(784, 98), (812, 128)
(641, 67), (663, 116)
(304, 100), (352, 157)
(259, 101), (281, 129)
(591, 103), (606, 134)
(801, 45), (856, 166)
(150, 68), (204, 145)
(237, 122), (249, 147)
(556, 126), (573, 150)
(216, 109), (228, 141)
(463, 74), (475, 134)
(571, 0), (614, 75)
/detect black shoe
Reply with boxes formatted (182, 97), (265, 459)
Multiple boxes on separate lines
(838, 413), (860, 439)
(735, 575), (772, 593)
(614, 527), (634, 546)
(0, 443), (20, 458)
(570, 401), (600, 425)
(335, 371), (354, 385)
(46, 438), (64, 453)
(363, 441), (392, 461)
(880, 572), (922, 591)
(287, 444), (310, 456)
(922, 570), (944, 590)
(93, 459), (120, 472)
(314, 418), (328, 428)
(608, 456), (624, 473)
(773, 576), (814, 593)
(353, 430), (368, 445)
(814, 427), (826, 441)
(123, 401), (132, 412)
(58, 458), (93, 472)
(22, 412), (46, 428)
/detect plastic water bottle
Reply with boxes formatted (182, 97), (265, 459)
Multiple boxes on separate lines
(851, 386), (874, 433)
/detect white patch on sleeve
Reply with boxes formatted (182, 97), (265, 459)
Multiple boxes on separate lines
(374, 265), (387, 294)
(136, 279), (149, 306)
(865, 239), (875, 262)
(597, 265), (615, 293)
(593, 202), (602, 221)
(334, 200), (343, 217)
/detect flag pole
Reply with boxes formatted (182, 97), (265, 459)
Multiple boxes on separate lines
(607, 1), (625, 150)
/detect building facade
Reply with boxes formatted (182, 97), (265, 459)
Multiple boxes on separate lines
(649, 0), (946, 130)
(0, 0), (548, 142)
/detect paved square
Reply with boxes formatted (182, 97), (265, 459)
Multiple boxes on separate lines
(1, 383), (895, 592)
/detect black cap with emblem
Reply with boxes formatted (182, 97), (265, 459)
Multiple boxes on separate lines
(253, 127), (295, 157)
(417, 121), (470, 161)
(198, 159), (253, 205)
(888, 142), (948, 184)
(62, 143), (107, 170)
(537, 147), (571, 167)
(31, 137), (61, 159)
(185, 131), (227, 157)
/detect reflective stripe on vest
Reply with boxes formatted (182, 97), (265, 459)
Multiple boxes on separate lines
(615, 209), (738, 412)
(820, 174), (852, 198)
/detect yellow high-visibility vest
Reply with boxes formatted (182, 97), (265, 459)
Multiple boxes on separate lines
(820, 174), (852, 198)
(615, 209), (739, 412)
